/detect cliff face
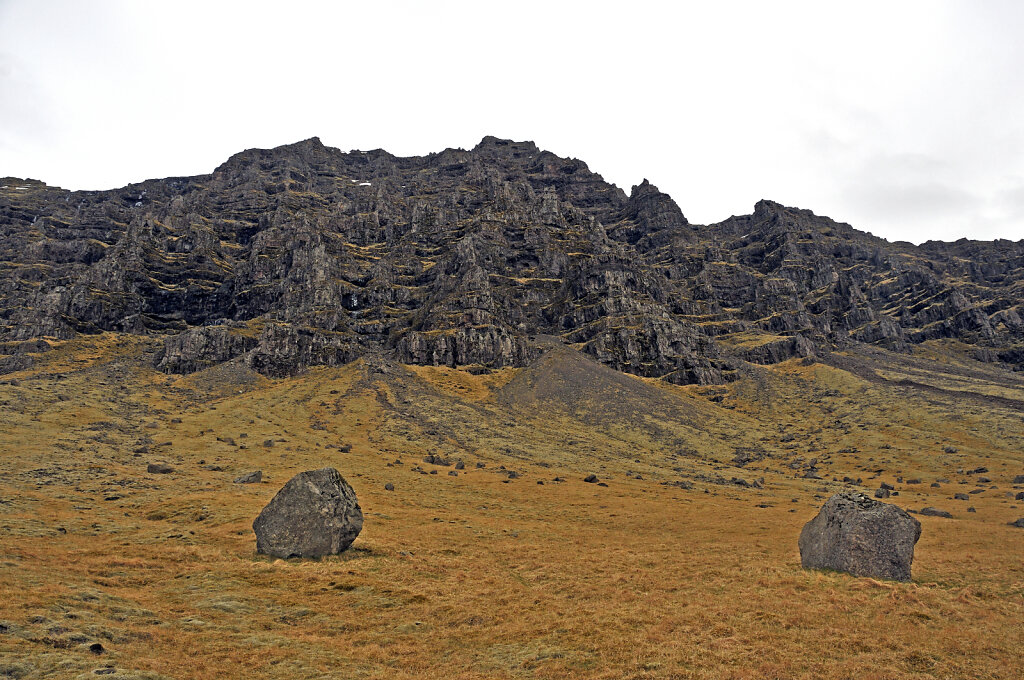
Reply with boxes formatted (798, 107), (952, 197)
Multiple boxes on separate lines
(1, 137), (1022, 381)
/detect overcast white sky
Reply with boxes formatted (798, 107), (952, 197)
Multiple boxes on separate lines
(2, 0), (1023, 243)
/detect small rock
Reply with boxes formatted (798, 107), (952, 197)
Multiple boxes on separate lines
(1012, 475), (1024, 484)
(448, 471), (458, 477)
(943, 445), (958, 453)
(1016, 492), (1024, 501)
(147, 462), (174, 474)
(977, 477), (992, 484)
(454, 460), (465, 470)
(88, 642), (105, 655)
(874, 488), (890, 499)
(338, 444), (352, 453)
(584, 474), (599, 483)
(263, 439), (275, 448)
(954, 493), (969, 500)
(234, 470), (262, 484)
(476, 462), (486, 468)
(384, 483), (394, 491)
(1008, 518), (1024, 527)
(880, 482), (894, 490)
(967, 507), (976, 513)
(919, 507), (953, 518)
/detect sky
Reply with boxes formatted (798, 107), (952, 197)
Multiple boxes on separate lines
(2, 0), (1023, 244)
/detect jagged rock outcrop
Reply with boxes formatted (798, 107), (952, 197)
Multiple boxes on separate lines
(2, 137), (1022, 381)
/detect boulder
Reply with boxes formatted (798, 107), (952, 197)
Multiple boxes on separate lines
(234, 470), (262, 484)
(799, 491), (921, 581)
(147, 462), (174, 474)
(252, 468), (363, 558)
(920, 507), (953, 518)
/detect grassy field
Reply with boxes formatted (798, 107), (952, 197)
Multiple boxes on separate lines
(0, 334), (1022, 679)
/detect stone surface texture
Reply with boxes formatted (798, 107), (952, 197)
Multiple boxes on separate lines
(253, 468), (363, 558)
(799, 491), (922, 581)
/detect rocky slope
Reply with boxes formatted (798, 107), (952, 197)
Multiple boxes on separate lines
(1, 137), (1022, 382)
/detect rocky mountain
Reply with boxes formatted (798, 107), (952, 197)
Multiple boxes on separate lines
(1, 136), (1022, 382)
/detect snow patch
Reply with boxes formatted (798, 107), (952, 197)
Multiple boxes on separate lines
(358, 182), (371, 186)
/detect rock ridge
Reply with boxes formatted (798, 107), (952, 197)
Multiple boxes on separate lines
(1, 137), (1022, 381)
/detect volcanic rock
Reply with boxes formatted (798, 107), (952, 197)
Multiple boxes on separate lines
(234, 470), (262, 484)
(252, 468), (363, 558)
(799, 491), (922, 581)
(4, 137), (1024, 382)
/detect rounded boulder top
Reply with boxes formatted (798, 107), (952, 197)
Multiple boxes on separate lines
(252, 467), (363, 559)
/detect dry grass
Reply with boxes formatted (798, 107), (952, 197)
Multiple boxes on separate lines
(0, 334), (1021, 679)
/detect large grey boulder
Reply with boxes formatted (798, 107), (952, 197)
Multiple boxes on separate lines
(799, 491), (922, 581)
(252, 468), (363, 558)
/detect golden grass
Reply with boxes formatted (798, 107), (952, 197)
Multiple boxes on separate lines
(0, 334), (1021, 678)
